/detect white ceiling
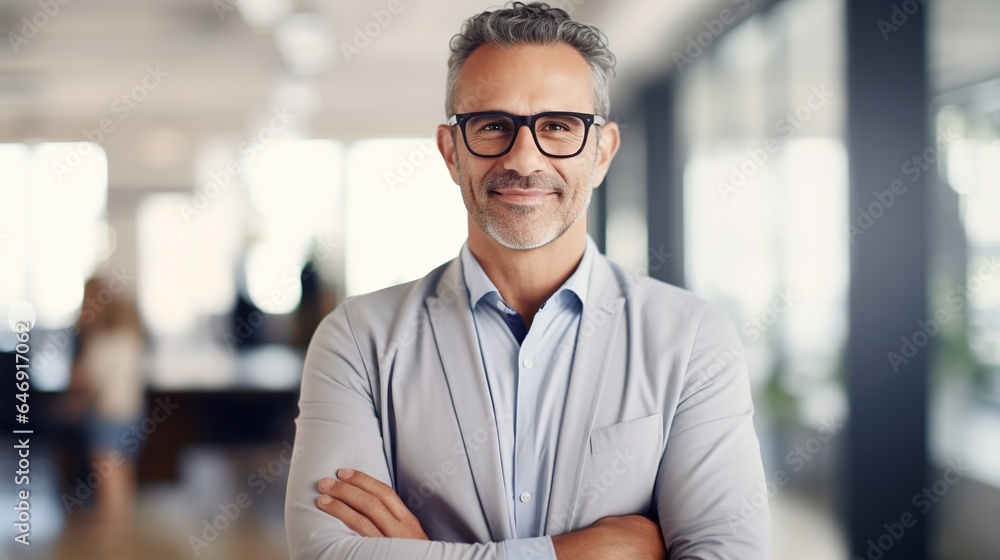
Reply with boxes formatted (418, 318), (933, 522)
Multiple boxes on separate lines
(0, 0), (724, 190)
(0, 0), (996, 191)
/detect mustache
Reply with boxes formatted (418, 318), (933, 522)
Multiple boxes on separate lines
(482, 170), (565, 193)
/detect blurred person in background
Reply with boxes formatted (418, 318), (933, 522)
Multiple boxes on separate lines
(64, 274), (146, 536)
(284, 3), (769, 559)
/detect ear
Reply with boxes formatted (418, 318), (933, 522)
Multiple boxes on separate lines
(437, 124), (461, 185)
(590, 121), (621, 188)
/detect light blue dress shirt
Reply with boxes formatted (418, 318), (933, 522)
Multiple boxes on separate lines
(285, 229), (771, 559)
(459, 234), (597, 560)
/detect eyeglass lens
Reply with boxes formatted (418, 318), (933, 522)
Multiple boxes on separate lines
(464, 114), (588, 157)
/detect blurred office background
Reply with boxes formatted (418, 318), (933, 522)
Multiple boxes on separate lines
(1, 0), (999, 558)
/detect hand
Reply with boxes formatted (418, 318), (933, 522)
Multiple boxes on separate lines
(552, 514), (666, 560)
(316, 468), (429, 540)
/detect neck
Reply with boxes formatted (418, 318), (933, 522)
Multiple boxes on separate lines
(467, 218), (588, 327)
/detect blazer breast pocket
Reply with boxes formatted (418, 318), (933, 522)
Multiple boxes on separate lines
(589, 412), (663, 454)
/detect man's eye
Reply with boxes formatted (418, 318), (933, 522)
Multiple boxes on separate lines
(481, 122), (510, 132)
(539, 119), (577, 133)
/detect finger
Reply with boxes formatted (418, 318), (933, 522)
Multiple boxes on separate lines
(316, 495), (385, 538)
(335, 469), (414, 521)
(318, 477), (398, 535)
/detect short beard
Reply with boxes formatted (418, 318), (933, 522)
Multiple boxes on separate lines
(457, 156), (597, 251)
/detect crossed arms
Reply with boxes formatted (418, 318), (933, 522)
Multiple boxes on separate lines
(311, 466), (665, 559)
(284, 301), (770, 560)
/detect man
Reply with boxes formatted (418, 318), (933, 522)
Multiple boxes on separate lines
(284, 3), (770, 559)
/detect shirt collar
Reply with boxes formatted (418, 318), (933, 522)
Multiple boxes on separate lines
(459, 233), (597, 311)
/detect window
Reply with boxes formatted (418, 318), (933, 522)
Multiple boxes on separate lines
(679, 0), (848, 428)
(344, 138), (467, 296)
(0, 142), (109, 389)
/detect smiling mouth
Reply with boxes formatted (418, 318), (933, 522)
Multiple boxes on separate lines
(490, 189), (557, 197)
(489, 190), (557, 204)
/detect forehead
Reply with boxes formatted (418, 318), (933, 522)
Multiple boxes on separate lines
(454, 42), (593, 113)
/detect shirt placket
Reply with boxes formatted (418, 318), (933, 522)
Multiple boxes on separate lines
(508, 299), (547, 538)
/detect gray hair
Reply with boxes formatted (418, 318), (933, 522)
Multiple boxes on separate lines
(445, 2), (616, 119)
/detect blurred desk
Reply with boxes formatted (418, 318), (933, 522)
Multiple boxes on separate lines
(26, 343), (306, 485)
(146, 343), (304, 391)
(136, 388), (299, 482)
(33, 388), (299, 483)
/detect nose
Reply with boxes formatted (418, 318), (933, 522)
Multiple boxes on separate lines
(502, 124), (547, 176)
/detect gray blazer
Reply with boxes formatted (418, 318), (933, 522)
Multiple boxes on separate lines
(285, 248), (771, 559)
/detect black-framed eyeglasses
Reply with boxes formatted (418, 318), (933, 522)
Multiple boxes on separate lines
(446, 110), (606, 158)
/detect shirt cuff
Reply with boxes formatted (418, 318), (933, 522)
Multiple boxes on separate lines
(503, 536), (557, 560)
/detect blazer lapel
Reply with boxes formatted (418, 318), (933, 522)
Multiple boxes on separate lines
(426, 258), (513, 542)
(544, 253), (626, 534)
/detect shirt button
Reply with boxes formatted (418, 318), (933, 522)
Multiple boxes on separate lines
(496, 300), (506, 312)
(519, 491), (532, 503)
(522, 358), (533, 369)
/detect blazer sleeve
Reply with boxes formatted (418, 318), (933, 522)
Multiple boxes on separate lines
(284, 300), (553, 560)
(653, 302), (771, 559)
